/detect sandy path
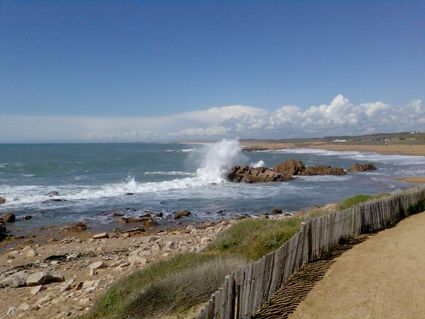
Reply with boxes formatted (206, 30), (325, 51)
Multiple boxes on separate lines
(289, 213), (425, 319)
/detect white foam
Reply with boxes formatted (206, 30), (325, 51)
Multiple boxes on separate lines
(275, 148), (425, 165)
(144, 171), (194, 176)
(0, 139), (244, 207)
(296, 175), (353, 182)
(250, 160), (265, 168)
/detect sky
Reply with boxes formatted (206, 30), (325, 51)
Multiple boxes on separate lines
(0, 0), (424, 142)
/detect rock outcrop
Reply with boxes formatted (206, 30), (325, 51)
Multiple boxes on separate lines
(274, 160), (346, 176)
(2, 212), (15, 223)
(0, 196), (5, 204)
(300, 165), (345, 176)
(348, 163), (377, 172)
(275, 160), (305, 175)
(174, 210), (192, 219)
(227, 166), (293, 183)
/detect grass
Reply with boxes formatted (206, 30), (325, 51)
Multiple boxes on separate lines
(207, 217), (303, 261)
(80, 217), (304, 319)
(80, 192), (393, 319)
(338, 193), (389, 211)
(81, 253), (246, 319)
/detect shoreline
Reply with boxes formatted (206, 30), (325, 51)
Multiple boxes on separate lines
(240, 141), (425, 156)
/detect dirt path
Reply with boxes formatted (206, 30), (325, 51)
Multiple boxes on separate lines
(289, 212), (425, 319)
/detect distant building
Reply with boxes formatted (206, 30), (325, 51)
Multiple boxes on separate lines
(333, 139), (346, 143)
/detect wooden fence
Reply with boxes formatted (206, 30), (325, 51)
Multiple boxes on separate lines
(196, 186), (425, 319)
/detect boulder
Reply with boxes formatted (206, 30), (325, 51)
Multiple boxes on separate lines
(0, 271), (28, 288)
(26, 271), (65, 286)
(92, 232), (109, 239)
(141, 216), (157, 227)
(3, 212), (15, 223)
(300, 165), (345, 176)
(271, 208), (283, 215)
(227, 166), (293, 183)
(67, 221), (87, 232)
(174, 210), (192, 219)
(275, 159), (306, 175)
(0, 223), (7, 241)
(88, 261), (107, 270)
(349, 163), (377, 172)
(0, 196), (5, 204)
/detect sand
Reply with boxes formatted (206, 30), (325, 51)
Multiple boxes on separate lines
(289, 212), (425, 319)
(395, 177), (425, 184)
(241, 141), (425, 156)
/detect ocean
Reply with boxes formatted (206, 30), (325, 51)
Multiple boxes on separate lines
(0, 140), (424, 231)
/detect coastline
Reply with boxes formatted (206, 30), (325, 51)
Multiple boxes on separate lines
(240, 141), (425, 156)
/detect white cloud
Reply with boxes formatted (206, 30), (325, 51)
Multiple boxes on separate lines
(0, 95), (424, 142)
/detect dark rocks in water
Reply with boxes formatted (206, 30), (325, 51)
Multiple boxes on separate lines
(50, 198), (66, 202)
(140, 216), (157, 228)
(126, 207), (137, 212)
(112, 212), (124, 217)
(174, 210), (192, 219)
(300, 165), (345, 176)
(125, 192), (134, 196)
(227, 166), (293, 183)
(116, 217), (140, 224)
(274, 159), (345, 176)
(348, 163), (377, 172)
(0, 223), (7, 242)
(275, 159), (305, 176)
(0, 196), (5, 204)
(47, 191), (60, 197)
(271, 208), (283, 215)
(19, 215), (32, 221)
(67, 222), (87, 232)
(3, 213), (16, 223)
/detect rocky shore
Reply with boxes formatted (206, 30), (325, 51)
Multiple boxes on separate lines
(0, 218), (244, 318)
(227, 160), (375, 183)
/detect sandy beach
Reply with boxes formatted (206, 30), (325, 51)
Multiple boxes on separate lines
(241, 141), (425, 156)
(289, 212), (425, 319)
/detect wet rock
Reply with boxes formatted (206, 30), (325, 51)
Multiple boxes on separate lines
(22, 215), (32, 220)
(0, 271), (28, 288)
(348, 162), (377, 172)
(125, 192), (134, 196)
(50, 198), (66, 202)
(300, 165), (345, 176)
(112, 211), (124, 217)
(67, 222), (87, 232)
(0, 196), (5, 204)
(174, 210), (192, 219)
(3, 212), (16, 223)
(227, 166), (293, 183)
(141, 216), (157, 227)
(92, 232), (109, 239)
(0, 223), (7, 241)
(271, 208), (283, 215)
(26, 271), (65, 286)
(275, 159), (306, 176)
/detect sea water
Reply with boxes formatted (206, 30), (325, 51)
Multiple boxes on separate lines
(0, 140), (424, 230)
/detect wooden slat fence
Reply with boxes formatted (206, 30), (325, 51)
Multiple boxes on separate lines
(197, 186), (425, 319)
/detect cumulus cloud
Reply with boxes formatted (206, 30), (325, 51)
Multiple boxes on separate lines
(0, 95), (424, 142)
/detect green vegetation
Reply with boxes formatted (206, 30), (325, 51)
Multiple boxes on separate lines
(208, 217), (303, 261)
(82, 191), (398, 319)
(80, 217), (304, 319)
(338, 193), (389, 211)
(81, 253), (246, 319)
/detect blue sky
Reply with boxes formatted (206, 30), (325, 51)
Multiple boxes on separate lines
(0, 0), (424, 141)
